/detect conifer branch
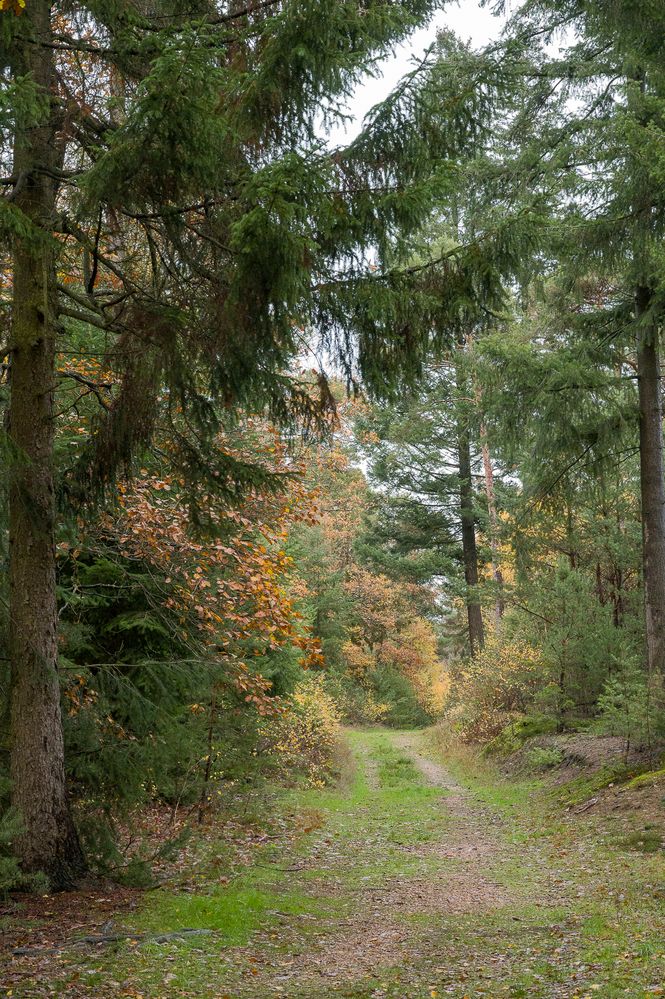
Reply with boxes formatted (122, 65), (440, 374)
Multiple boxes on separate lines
(57, 369), (113, 411)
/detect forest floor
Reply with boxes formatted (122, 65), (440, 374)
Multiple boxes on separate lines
(2, 728), (665, 998)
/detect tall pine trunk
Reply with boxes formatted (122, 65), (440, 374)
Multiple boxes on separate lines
(479, 419), (504, 631)
(455, 343), (484, 655)
(636, 285), (665, 680)
(457, 422), (485, 655)
(468, 331), (503, 631)
(9, 0), (85, 889)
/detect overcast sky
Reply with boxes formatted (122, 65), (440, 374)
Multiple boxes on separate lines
(327, 0), (505, 145)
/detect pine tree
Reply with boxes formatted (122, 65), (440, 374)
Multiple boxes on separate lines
(467, 0), (665, 679)
(354, 354), (490, 656)
(454, 336), (485, 653)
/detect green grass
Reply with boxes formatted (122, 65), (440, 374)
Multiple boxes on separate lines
(130, 883), (322, 940)
(44, 728), (453, 997)
(373, 740), (424, 787)
(617, 828), (664, 853)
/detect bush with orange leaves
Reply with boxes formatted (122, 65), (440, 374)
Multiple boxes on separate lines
(449, 637), (545, 743)
(258, 675), (342, 787)
(98, 428), (323, 712)
(54, 424), (329, 832)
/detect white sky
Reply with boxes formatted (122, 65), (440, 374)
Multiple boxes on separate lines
(327, 0), (505, 145)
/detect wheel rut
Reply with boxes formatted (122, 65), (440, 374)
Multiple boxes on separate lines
(243, 729), (512, 996)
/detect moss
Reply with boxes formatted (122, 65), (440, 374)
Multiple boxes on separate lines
(623, 767), (665, 791)
(557, 762), (636, 806)
(484, 714), (559, 756)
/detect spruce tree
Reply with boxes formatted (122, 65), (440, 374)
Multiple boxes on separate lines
(1, 0), (505, 886)
(6, 0), (87, 889)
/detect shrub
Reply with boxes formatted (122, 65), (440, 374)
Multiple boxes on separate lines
(595, 653), (663, 749)
(320, 671), (389, 724)
(369, 666), (432, 729)
(259, 675), (342, 787)
(516, 564), (635, 722)
(449, 637), (545, 743)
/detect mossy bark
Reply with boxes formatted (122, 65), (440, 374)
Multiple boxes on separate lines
(8, 0), (85, 890)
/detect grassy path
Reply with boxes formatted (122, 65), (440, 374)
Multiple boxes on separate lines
(7, 728), (665, 997)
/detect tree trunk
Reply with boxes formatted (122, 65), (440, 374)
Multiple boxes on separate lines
(611, 561), (624, 629)
(8, 0), (85, 890)
(595, 563), (605, 605)
(479, 420), (504, 630)
(636, 284), (665, 680)
(467, 333), (503, 632)
(455, 354), (484, 655)
(565, 500), (577, 569)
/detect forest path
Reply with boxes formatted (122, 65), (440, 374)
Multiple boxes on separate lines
(210, 729), (665, 997)
(13, 728), (665, 997)
(202, 727), (586, 999)
(243, 729), (513, 996)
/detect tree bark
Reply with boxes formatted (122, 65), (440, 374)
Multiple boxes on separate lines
(9, 0), (85, 889)
(636, 284), (665, 680)
(610, 561), (624, 629)
(479, 420), (504, 630)
(458, 427), (484, 655)
(565, 500), (577, 570)
(467, 333), (502, 632)
(455, 349), (484, 655)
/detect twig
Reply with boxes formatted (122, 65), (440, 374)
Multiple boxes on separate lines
(57, 368), (113, 410)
